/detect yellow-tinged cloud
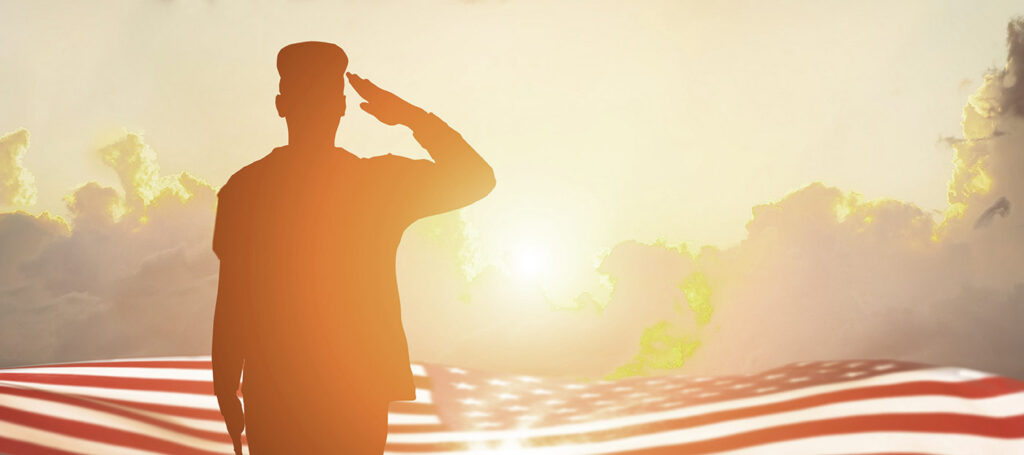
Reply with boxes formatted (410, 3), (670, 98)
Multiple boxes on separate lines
(0, 128), (38, 207)
(0, 130), (219, 367)
(5, 20), (1024, 382)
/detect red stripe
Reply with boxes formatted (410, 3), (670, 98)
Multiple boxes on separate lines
(74, 395), (226, 420)
(382, 377), (1024, 451)
(7, 360), (213, 370)
(0, 384), (233, 443)
(0, 434), (79, 455)
(0, 373), (213, 394)
(0, 371), (432, 395)
(523, 376), (1024, 447)
(0, 404), (229, 455)
(608, 413), (1024, 454)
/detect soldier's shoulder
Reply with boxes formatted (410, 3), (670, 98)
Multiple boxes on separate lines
(218, 148), (282, 197)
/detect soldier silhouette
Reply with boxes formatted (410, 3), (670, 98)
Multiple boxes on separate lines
(211, 41), (496, 454)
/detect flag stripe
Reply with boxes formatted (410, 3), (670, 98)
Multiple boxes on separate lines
(0, 384), (233, 442)
(0, 404), (232, 455)
(379, 393), (1024, 452)
(0, 372), (433, 395)
(386, 377), (1023, 448)
(1, 358), (1022, 454)
(713, 433), (1024, 455)
(0, 434), (80, 455)
(380, 369), (994, 444)
(591, 413), (1024, 455)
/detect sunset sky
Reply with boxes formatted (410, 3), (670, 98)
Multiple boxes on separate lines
(3, 1), (1024, 380)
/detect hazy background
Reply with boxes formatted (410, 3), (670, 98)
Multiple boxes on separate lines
(2, 1), (1023, 381)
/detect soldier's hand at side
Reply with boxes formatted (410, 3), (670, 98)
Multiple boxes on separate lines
(218, 394), (245, 455)
(347, 72), (427, 127)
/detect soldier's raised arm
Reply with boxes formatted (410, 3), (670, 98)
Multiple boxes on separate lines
(347, 72), (496, 218)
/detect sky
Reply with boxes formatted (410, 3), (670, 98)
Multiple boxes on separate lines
(2, 1), (1024, 380)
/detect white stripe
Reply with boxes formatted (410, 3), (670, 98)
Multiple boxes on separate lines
(0, 393), (236, 453)
(717, 432), (1024, 455)
(389, 413), (443, 426)
(9, 356), (212, 368)
(0, 379), (223, 409)
(411, 364), (427, 377)
(0, 419), (166, 455)
(3, 367), (214, 381)
(12, 357), (429, 377)
(385, 367), (986, 444)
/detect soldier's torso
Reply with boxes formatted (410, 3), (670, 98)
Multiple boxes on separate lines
(232, 147), (414, 398)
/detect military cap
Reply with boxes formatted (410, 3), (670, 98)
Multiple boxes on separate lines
(277, 41), (348, 92)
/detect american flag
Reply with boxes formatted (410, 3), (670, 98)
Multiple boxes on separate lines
(0, 357), (1022, 454)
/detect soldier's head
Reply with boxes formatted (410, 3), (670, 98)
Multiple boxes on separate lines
(275, 42), (349, 138)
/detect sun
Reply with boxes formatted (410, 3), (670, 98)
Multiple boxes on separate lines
(510, 241), (551, 282)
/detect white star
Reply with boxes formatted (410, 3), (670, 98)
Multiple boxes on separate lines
(755, 386), (778, 393)
(488, 378), (511, 386)
(459, 398), (484, 406)
(505, 405), (528, 412)
(544, 399), (567, 406)
(697, 392), (719, 398)
(580, 392), (600, 399)
(788, 376), (810, 383)
(554, 407), (576, 414)
(453, 382), (476, 390)
(531, 388), (553, 395)
(641, 396), (665, 403)
(448, 367), (467, 375)
(873, 363), (896, 371)
(516, 415), (540, 421)
(475, 422), (501, 428)
(611, 386), (633, 392)
(730, 383), (752, 390)
(564, 383), (586, 390)
(843, 371), (866, 378)
(764, 373), (785, 380)
(496, 392), (520, 401)
(517, 376), (542, 383)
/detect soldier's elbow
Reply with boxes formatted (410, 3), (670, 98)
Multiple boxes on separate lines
(478, 165), (496, 198)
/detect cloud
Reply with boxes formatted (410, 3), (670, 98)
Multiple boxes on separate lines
(0, 128), (38, 207)
(399, 17), (1024, 381)
(974, 196), (1010, 229)
(0, 131), (218, 367)
(4, 19), (1024, 383)
(604, 18), (1024, 379)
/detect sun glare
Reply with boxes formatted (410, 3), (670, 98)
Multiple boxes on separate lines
(511, 242), (551, 281)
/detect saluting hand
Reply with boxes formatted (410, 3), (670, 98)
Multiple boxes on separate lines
(346, 72), (427, 127)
